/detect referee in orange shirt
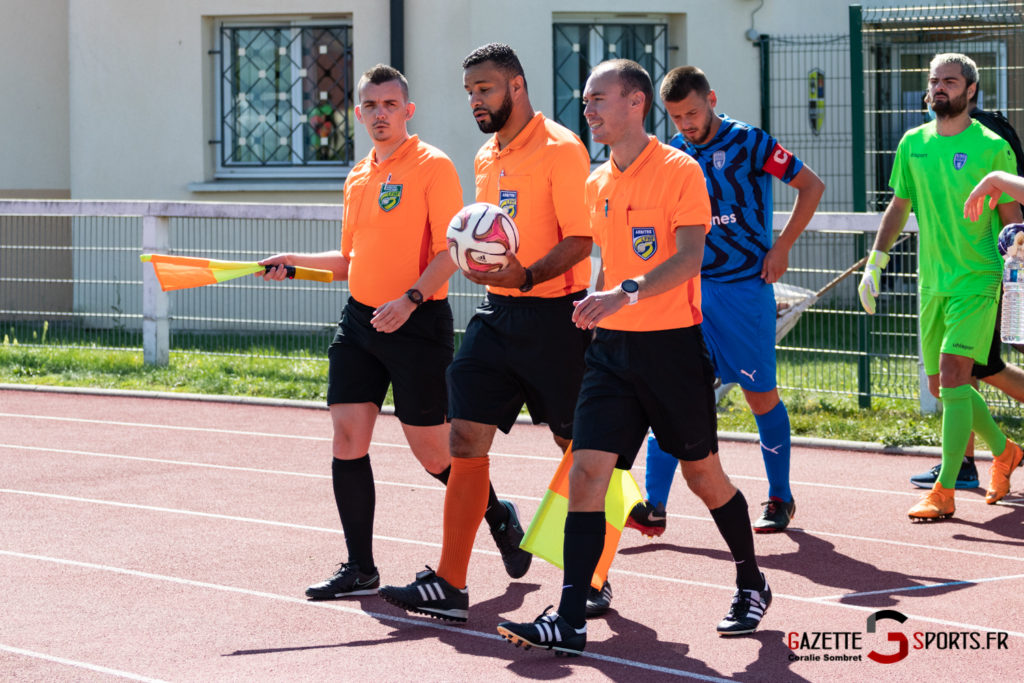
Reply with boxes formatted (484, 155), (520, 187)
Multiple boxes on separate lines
(261, 65), (511, 601)
(496, 60), (771, 657)
(380, 43), (596, 621)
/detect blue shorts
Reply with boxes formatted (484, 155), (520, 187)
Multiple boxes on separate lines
(700, 277), (777, 392)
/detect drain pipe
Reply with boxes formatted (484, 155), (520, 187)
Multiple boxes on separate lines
(390, 0), (404, 73)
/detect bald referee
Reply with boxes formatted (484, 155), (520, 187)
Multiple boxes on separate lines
(497, 59), (771, 657)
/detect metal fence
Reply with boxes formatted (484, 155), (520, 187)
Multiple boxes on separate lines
(758, 33), (855, 212)
(0, 201), (485, 365)
(4, 200), (1023, 416)
(760, 3), (1024, 212)
(859, 1), (1024, 209)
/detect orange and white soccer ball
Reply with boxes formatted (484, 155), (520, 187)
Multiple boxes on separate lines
(446, 202), (520, 273)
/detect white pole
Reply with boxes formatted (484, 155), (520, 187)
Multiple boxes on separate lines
(141, 214), (169, 366)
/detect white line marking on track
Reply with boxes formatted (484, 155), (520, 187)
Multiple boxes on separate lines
(0, 415), (549, 460)
(3, 444), (1021, 560)
(0, 444), (546, 501)
(815, 573), (1024, 601)
(0, 550), (735, 682)
(0, 643), (168, 682)
(5, 484), (1024, 622)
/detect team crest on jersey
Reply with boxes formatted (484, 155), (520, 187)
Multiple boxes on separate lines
(499, 189), (518, 219)
(713, 150), (727, 169)
(953, 153), (968, 170)
(632, 227), (657, 260)
(378, 183), (403, 212)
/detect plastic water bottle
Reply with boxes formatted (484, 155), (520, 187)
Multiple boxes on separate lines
(1002, 252), (1024, 344)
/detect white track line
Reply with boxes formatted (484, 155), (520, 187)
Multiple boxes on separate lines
(4, 485), (1024, 602)
(0, 414), (548, 461)
(0, 643), (168, 682)
(4, 438), (1021, 541)
(815, 573), (1024, 601)
(0, 550), (733, 682)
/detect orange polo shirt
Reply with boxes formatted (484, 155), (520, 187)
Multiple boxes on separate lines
(587, 137), (711, 332)
(474, 112), (591, 298)
(341, 135), (463, 308)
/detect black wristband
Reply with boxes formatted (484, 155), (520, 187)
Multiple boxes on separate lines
(518, 268), (534, 293)
(405, 288), (424, 306)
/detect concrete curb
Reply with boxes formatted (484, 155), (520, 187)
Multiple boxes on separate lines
(0, 382), (989, 460)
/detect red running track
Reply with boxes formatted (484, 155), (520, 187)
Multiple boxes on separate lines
(1, 387), (1022, 682)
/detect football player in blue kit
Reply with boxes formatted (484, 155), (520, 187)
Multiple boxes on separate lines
(628, 66), (824, 536)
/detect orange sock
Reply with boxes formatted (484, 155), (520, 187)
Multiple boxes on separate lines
(436, 456), (490, 589)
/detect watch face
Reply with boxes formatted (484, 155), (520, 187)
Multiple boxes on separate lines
(622, 279), (639, 293)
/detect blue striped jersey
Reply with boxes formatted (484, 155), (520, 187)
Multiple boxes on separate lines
(670, 115), (803, 283)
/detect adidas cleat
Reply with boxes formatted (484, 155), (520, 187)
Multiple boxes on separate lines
(497, 606), (586, 657)
(378, 566), (468, 622)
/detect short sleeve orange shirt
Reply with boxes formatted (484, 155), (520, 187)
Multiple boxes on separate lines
(587, 138), (712, 332)
(341, 135), (463, 308)
(474, 113), (591, 298)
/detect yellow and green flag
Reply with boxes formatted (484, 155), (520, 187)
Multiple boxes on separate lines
(140, 254), (332, 292)
(521, 445), (643, 590)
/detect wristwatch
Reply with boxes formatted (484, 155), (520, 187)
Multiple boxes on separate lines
(620, 279), (639, 305)
(519, 267), (534, 293)
(405, 288), (424, 306)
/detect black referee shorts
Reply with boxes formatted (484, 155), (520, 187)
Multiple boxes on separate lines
(447, 291), (590, 438)
(974, 296), (1007, 379)
(327, 297), (454, 427)
(572, 325), (718, 468)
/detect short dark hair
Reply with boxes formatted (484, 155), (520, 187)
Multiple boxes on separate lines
(659, 66), (711, 103)
(357, 64), (409, 101)
(598, 59), (654, 119)
(462, 42), (528, 90)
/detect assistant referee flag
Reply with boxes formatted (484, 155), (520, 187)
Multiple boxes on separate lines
(521, 444), (642, 589)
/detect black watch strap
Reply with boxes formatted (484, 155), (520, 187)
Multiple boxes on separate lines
(518, 268), (534, 293)
(405, 288), (424, 306)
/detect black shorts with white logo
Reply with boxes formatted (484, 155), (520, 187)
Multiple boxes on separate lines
(327, 297), (454, 427)
(572, 325), (718, 467)
(447, 291), (590, 438)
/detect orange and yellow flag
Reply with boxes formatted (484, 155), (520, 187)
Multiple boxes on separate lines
(521, 445), (642, 590)
(140, 254), (332, 292)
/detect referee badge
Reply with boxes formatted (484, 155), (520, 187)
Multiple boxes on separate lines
(952, 153), (967, 170)
(499, 189), (518, 219)
(378, 183), (403, 212)
(632, 227), (657, 260)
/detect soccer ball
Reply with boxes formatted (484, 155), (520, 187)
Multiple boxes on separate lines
(998, 223), (1024, 257)
(446, 202), (520, 273)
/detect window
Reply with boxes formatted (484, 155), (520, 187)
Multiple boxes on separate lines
(554, 19), (671, 163)
(216, 22), (353, 178)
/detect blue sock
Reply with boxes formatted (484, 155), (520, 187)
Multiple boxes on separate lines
(644, 434), (678, 508)
(753, 401), (792, 501)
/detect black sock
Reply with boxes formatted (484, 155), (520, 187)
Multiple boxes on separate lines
(483, 484), (508, 530)
(429, 465), (451, 485)
(709, 490), (762, 589)
(332, 455), (375, 574)
(557, 511), (605, 629)
(964, 456), (975, 465)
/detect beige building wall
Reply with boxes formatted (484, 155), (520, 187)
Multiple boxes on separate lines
(57, 0), (874, 203)
(0, 0), (69, 198)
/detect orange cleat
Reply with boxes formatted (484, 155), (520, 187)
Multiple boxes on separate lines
(986, 441), (1023, 505)
(907, 482), (955, 521)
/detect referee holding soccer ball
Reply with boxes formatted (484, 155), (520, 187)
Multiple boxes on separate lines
(260, 64), (512, 602)
(379, 43), (598, 621)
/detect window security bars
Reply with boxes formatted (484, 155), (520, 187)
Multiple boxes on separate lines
(217, 24), (353, 175)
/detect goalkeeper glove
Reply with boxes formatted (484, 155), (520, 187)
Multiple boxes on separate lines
(857, 250), (889, 315)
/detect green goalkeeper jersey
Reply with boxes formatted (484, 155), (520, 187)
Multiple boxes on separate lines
(890, 118), (1016, 297)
